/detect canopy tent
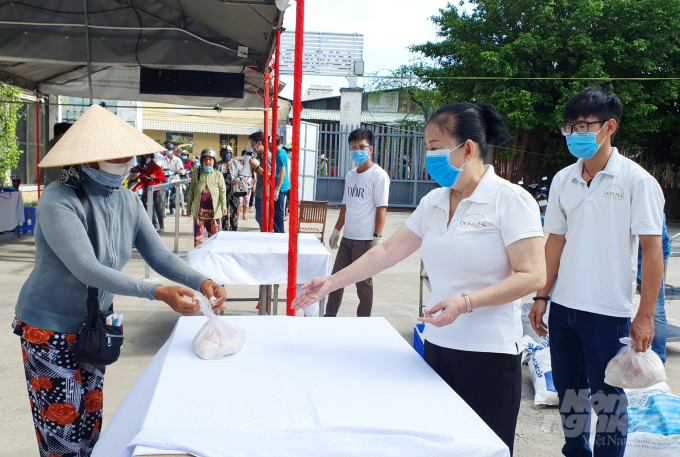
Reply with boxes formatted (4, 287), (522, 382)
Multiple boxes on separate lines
(0, 0), (305, 313)
(0, 0), (285, 107)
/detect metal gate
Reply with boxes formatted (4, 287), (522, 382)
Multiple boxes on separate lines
(314, 123), (438, 207)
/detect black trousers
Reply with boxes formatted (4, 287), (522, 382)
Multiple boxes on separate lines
(424, 341), (522, 455)
(153, 191), (165, 229)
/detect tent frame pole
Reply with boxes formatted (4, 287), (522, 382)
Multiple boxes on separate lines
(83, 0), (94, 105)
(263, 75), (270, 232)
(270, 29), (281, 235)
(287, 0), (304, 314)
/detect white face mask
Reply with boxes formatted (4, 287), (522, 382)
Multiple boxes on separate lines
(98, 159), (133, 177)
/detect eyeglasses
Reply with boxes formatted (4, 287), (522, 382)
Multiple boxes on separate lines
(349, 144), (372, 151)
(560, 120), (607, 136)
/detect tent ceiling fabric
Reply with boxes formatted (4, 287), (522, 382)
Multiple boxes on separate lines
(0, 0), (284, 107)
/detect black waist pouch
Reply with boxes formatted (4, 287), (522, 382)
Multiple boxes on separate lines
(74, 287), (124, 366)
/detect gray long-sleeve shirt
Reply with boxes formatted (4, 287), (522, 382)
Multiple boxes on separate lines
(15, 175), (208, 334)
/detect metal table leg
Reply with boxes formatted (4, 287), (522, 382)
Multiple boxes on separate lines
(273, 284), (279, 315)
(258, 285), (266, 316)
(319, 297), (326, 317)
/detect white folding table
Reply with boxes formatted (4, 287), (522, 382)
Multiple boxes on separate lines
(93, 316), (510, 457)
(0, 190), (24, 234)
(186, 232), (332, 316)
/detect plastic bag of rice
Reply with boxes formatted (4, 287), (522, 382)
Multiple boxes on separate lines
(192, 295), (246, 360)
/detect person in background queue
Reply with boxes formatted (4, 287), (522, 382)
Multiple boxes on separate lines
(42, 122), (73, 186)
(238, 148), (255, 222)
(156, 146), (186, 215)
(186, 148), (227, 247)
(247, 131), (273, 231)
(271, 138), (291, 233)
(130, 154), (166, 231)
(293, 104), (546, 455)
(324, 128), (390, 317)
(530, 87), (665, 457)
(13, 105), (226, 457)
(217, 146), (242, 231)
(179, 150), (192, 215)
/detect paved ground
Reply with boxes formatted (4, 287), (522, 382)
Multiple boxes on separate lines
(1, 207), (679, 457)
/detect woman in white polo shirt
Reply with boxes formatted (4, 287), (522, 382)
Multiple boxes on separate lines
(293, 103), (546, 454)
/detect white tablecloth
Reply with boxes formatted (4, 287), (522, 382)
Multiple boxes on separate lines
(93, 317), (509, 457)
(186, 232), (332, 286)
(0, 191), (24, 232)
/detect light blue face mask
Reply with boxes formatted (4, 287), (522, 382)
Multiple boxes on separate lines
(350, 149), (370, 165)
(82, 165), (128, 188)
(202, 166), (214, 173)
(565, 124), (607, 159)
(425, 142), (466, 188)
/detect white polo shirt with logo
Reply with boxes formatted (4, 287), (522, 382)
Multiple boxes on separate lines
(544, 148), (665, 318)
(342, 164), (390, 241)
(406, 166), (544, 354)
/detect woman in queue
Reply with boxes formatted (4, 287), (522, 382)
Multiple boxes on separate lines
(293, 103), (546, 454)
(13, 105), (227, 457)
(186, 148), (227, 247)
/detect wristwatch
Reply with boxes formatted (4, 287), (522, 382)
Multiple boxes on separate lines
(373, 234), (382, 239)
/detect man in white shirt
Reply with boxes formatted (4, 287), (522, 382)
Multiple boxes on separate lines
(326, 128), (390, 317)
(530, 88), (665, 457)
(156, 143), (186, 215)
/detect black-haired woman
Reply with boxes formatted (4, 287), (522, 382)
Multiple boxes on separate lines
(292, 103), (546, 454)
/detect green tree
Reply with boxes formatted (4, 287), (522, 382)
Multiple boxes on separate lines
(366, 64), (444, 128)
(0, 83), (23, 182)
(409, 0), (680, 182)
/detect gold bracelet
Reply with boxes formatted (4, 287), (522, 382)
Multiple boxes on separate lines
(462, 292), (473, 314)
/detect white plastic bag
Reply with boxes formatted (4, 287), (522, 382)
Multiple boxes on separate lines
(604, 337), (666, 389)
(519, 335), (558, 407)
(192, 295), (246, 360)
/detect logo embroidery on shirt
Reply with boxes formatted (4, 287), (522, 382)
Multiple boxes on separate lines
(602, 184), (624, 200)
(346, 184), (365, 199)
(459, 212), (487, 229)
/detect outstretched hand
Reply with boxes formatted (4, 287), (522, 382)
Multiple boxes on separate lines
(155, 286), (201, 315)
(292, 277), (334, 311)
(417, 295), (467, 328)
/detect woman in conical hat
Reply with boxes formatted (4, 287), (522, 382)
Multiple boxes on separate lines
(12, 105), (227, 457)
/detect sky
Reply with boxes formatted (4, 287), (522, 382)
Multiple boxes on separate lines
(277, 0), (468, 99)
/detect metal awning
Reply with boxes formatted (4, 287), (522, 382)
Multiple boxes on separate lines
(143, 120), (262, 135)
(0, 0), (287, 108)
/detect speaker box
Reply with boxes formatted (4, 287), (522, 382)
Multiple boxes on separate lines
(139, 68), (245, 98)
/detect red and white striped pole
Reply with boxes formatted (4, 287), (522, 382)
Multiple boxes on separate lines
(286, 0), (304, 314)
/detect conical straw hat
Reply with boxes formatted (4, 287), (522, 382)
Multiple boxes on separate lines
(39, 104), (165, 168)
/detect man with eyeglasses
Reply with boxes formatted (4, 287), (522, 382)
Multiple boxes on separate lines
(325, 128), (390, 317)
(529, 87), (665, 457)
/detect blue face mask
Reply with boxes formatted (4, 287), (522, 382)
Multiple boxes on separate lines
(425, 142), (466, 188)
(202, 166), (214, 173)
(350, 149), (370, 165)
(166, 150), (174, 157)
(181, 156), (188, 162)
(565, 124), (607, 159)
(82, 165), (127, 188)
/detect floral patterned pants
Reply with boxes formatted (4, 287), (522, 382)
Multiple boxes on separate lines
(193, 218), (219, 247)
(13, 317), (105, 457)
